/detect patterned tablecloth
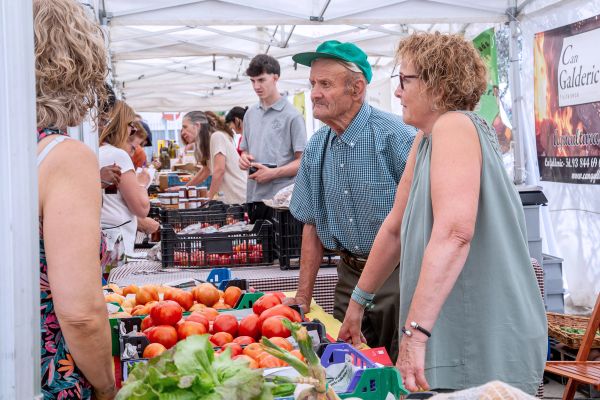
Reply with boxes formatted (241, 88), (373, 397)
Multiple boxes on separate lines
(108, 260), (339, 314)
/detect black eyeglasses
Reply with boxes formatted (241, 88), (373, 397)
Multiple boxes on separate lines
(390, 72), (420, 90)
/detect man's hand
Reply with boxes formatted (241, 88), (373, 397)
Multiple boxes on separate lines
(338, 300), (368, 348)
(282, 295), (310, 314)
(239, 152), (254, 170)
(100, 165), (121, 189)
(248, 163), (277, 183)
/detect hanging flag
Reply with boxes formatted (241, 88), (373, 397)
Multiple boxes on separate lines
(473, 28), (513, 155)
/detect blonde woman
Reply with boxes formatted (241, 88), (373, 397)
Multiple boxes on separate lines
(99, 100), (150, 257)
(35, 0), (116, 398)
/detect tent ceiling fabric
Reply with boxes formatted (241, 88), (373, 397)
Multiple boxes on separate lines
(101, 0), (560, 111)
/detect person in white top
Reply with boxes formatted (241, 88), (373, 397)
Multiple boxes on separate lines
(98, 100), (151, 256)
(183, 111), (247, 204)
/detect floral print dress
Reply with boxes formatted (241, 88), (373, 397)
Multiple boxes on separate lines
(38, 128), (94, 399)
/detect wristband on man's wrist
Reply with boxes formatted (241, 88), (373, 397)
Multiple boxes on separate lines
(351, 285), (375, 310)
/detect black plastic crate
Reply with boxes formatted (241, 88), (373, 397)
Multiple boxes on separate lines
(161, 219), (274, 269)
(159, 202), (245, 233)
(271, 208), (336, 270)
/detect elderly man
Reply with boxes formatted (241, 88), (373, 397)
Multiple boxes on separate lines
(286, 41), (416, 361)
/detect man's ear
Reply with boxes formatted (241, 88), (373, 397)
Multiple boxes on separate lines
(354, 78), (366, 98)
(273, 74), (280, 83)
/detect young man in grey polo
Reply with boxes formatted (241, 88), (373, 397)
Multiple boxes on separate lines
(239, 54), (307, 222)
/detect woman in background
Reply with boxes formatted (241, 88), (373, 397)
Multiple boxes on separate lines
(184, 111), (247, 204)
(35, 0), (116, 398)
(99, 100), (151, 257)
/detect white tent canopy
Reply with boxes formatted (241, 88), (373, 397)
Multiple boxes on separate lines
(101, 0), (567, 111)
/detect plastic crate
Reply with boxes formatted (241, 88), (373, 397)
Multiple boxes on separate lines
(271, 208), (336, 270)
(161, 219), (274, 269)
(542, 253), (564, 290)
(547, 291), (565, 313)
(160, 202), (245, 233)
(523, 205), (541, 241)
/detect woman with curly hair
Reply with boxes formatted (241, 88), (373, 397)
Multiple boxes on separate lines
(338, 32), (547, 394)
(35, 0), (116, 398)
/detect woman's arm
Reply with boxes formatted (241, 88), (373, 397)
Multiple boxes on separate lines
(186, 166), (211, 187)
(40, 140), (116, 397)
(404, 113), (481, 334)
(119, 170), (150, 218)
(398, 113), (481, 392)
(338, 132), (422, 345)
(207, 153), (226, 199)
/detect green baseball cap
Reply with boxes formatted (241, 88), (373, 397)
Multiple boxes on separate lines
(292, 40), (372, 83)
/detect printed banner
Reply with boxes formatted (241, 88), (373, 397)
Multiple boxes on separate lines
(534, 15), (600, 184)
(473, 28), (513, 154)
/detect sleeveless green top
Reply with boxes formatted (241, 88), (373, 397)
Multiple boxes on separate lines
(399, 112), (547, 394)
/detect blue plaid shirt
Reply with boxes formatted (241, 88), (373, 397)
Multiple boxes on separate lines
(290, 102), (416, 256)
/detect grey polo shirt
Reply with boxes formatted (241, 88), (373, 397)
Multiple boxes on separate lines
(240, 96), (307, 202)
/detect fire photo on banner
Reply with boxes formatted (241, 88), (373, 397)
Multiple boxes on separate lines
(534, 15), (600, 184)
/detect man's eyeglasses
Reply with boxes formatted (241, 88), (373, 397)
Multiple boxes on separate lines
(128, 122), (138, 135)
(390, 72), (420, 90)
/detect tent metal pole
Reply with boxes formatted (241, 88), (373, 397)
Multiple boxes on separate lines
(508, 9), (526, 184)
(0, 0), (40, 399)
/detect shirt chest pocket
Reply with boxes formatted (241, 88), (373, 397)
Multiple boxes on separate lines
(361, 182), (397, 227)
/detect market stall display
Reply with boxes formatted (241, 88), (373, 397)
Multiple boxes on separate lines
(108, 261), (338, 314)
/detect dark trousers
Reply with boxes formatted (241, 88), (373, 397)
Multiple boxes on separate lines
(333, 257), (400, 362)
(247, 202), (273, 223)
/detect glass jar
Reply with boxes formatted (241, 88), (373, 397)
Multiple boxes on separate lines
(178, 199), (188, 209)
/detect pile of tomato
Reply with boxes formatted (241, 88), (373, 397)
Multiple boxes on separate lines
(173, 242), (264, 266)
(139, 292), (305, 369)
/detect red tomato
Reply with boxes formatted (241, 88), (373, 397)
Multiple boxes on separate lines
(242, 342), (264, 360)
(259, 354), (288, 368)
(142, 343), (166, 359)
(239, 314), (261, 340)
(192, 283), (220, 307)
(146, 325), (178, 349)
(210, 332), (234, 347)
(140, 316), (154, 331)
(220, 342), (243, 357)
(252, 294), (282, 315)
(232, 336), (255, 345)
(177, 321), (207, 340)
(261, 316), (291, 338)
(166, 289), (194, 311)
(150, 301), (183, 326)
(268, 337), (293, 351)
(186, 312), (209, 330)
(233, 354), (259, 369)
(290, 349), (305, 362)
(271, 292), (286, 301)
(213, 314), (238, 336)
(223, 286), (243, 307)
(258, 304), (300, 327)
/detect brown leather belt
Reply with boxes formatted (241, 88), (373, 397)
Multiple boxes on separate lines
(337, 249), (368, 270)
